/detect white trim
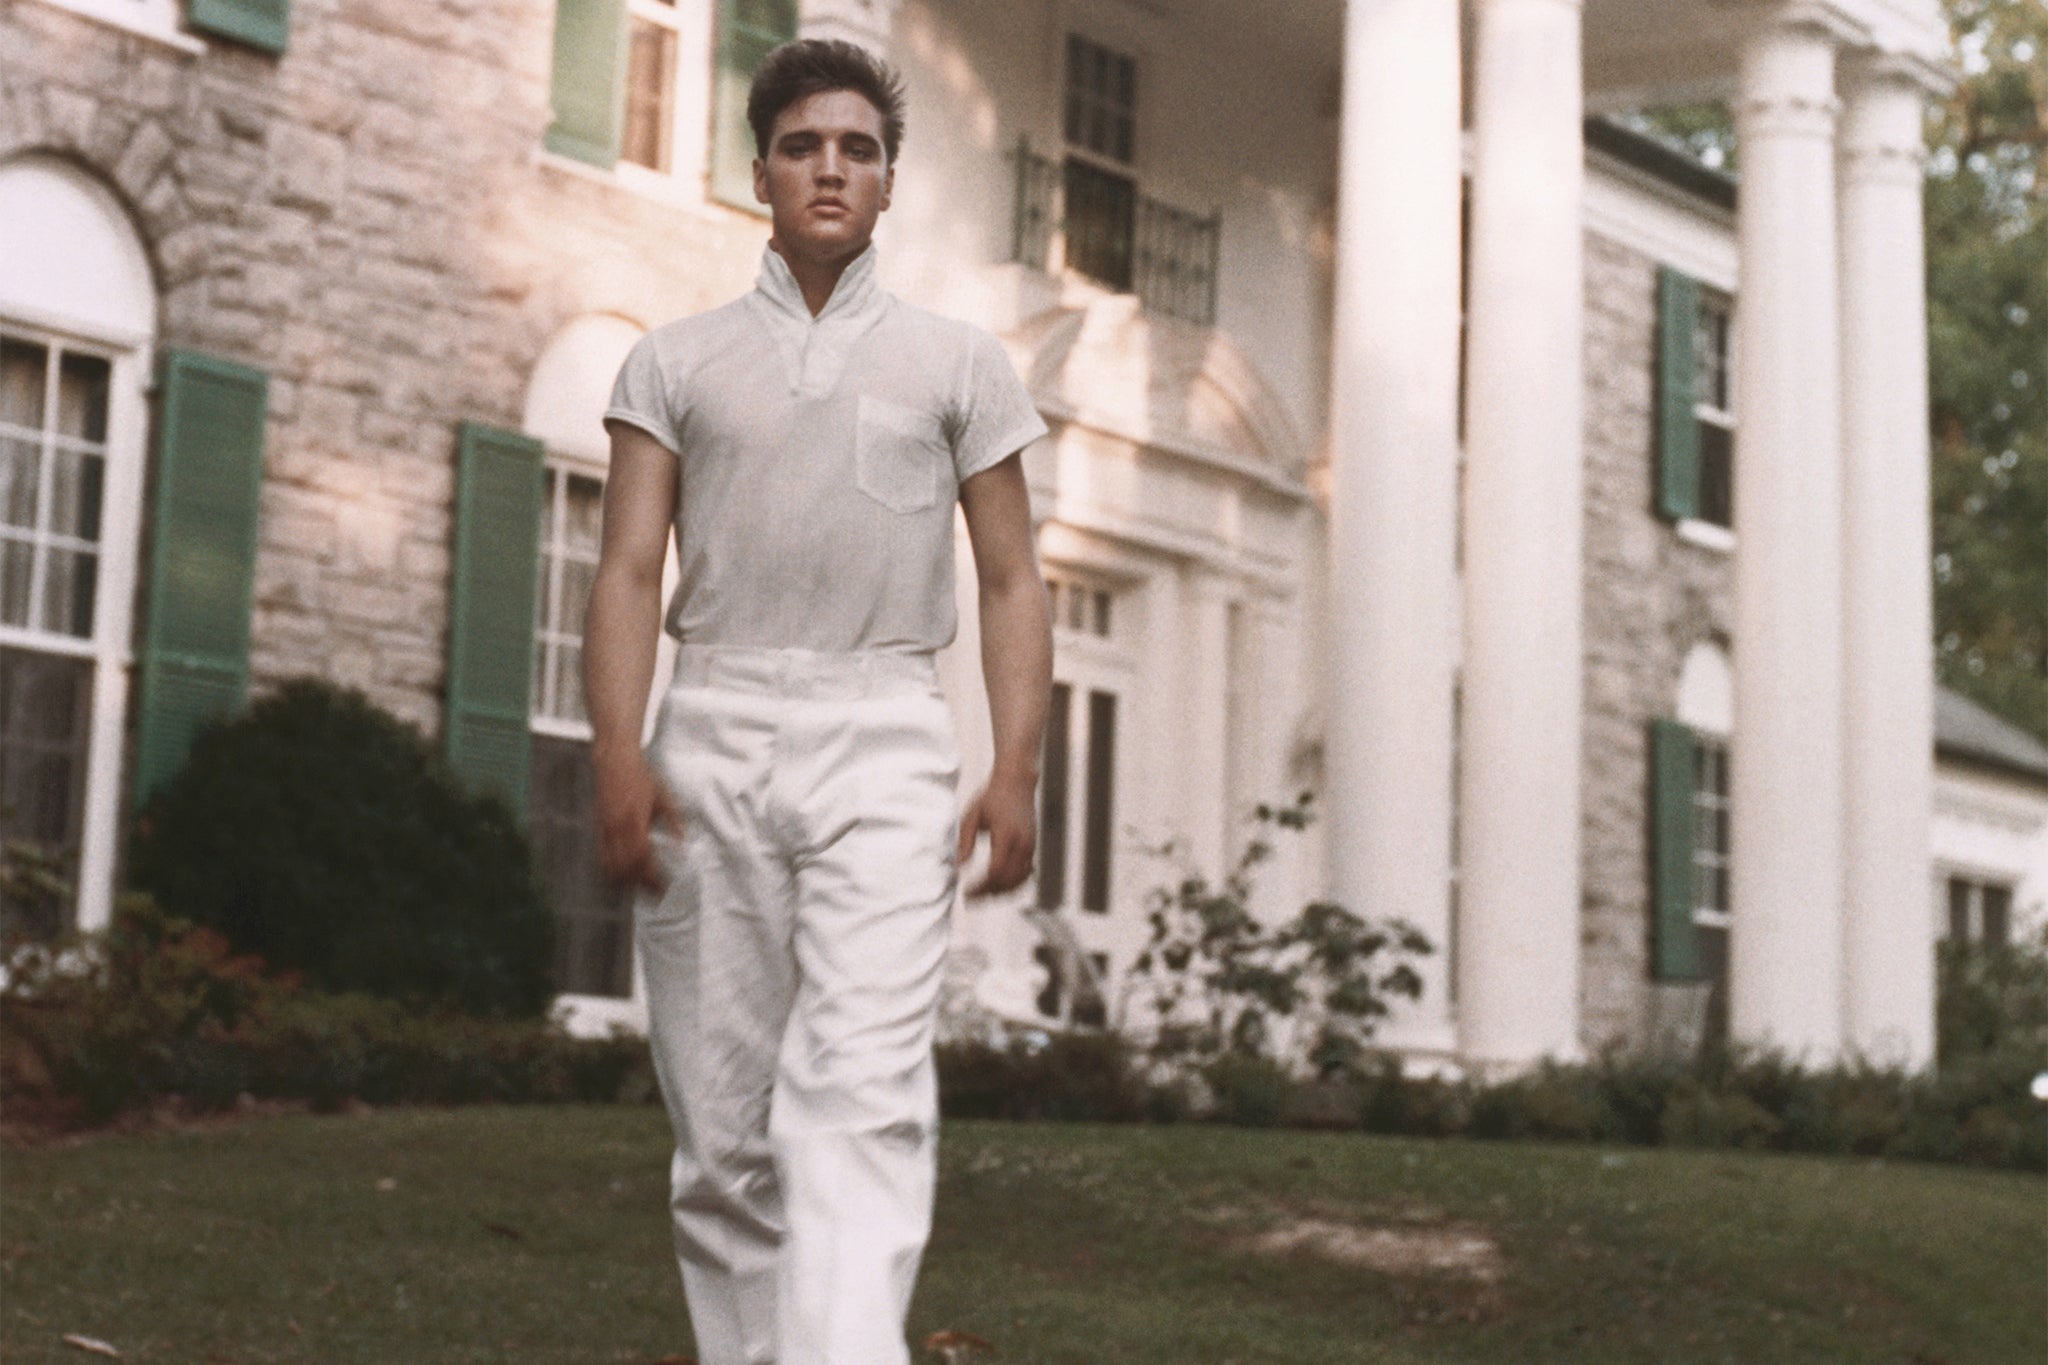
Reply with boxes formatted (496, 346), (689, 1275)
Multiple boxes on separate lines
(0, 320), (148, 936)
(1583, 155), (1738, 294)
(1676, 518), (1735, 554)
(22, 0), (205, 54)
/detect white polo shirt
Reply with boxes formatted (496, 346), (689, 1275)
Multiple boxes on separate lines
(603, 244), (1048, 655)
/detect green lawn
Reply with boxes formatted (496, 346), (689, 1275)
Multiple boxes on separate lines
(2, 1107), (2041, 1364)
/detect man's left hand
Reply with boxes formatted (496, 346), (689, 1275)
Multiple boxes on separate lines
(957, 770), (1037, 896)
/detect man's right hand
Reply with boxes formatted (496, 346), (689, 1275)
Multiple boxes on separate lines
(593, 745), (684, 893)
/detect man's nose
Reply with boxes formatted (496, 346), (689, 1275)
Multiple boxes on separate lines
(816, 144), (846, 183)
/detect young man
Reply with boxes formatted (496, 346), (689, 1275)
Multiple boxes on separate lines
(587, 38), (1052, 1365)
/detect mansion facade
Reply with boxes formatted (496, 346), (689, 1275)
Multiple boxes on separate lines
(3, 0), (2040, 1073)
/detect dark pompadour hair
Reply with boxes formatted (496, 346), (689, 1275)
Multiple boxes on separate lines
(746, 38), (907, 163)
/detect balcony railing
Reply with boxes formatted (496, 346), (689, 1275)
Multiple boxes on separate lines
(1010, 137), (1221, 328)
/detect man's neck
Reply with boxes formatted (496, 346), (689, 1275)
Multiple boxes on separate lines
(769, 237), (869, 317)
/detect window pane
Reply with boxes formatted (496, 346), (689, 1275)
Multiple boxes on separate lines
(622, 18), (677, 173)
(1037, 682), (1071, 910)
(0, 646), (92, 941)
(41, 548), (95, 638)
(0, 539), (31, 628)
(49, 449), (104, 544)
(1697, 420), (1733, 529)
(1063, 158), (1136, 291)
(1982, 884), (2012, 948)
(561, 557), (596, 639)
(56, 352), (110, 445)
(1092, 590), (1111, 637)
(1947, 877), (1971, 942)
(0, 338), (45, 431)
(558, 642), (587, 724)
(1082, 689), (1116, 913)
(528, 733), (635, 997)
(0, 436), (39, 529)
(565, 474), (605, 555)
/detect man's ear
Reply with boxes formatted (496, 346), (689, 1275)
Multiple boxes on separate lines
(753, 156), (768, 205)
(880, 162), (894, 213)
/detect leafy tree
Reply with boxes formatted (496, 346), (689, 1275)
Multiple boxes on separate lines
(1626, 0), (2046, 741)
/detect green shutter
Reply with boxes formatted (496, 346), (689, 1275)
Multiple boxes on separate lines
(1655, 265), (1701, 522)
(546, 0), (631, 168)
(709, 0), (798, 211)
(446, 423), (544, 817)
(188, 0), (290, 54)
(1650, 718), (1701, 982)
(134, 351), (268, 807)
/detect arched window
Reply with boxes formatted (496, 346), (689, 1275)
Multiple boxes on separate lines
(0, 155), (155, 937)
(521, 314), (674, 1024)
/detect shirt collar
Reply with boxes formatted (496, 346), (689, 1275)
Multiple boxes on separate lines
(755, 241), (881, 324)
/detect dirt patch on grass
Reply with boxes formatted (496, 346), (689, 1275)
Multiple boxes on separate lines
(1235, 1216), (1505, 1282)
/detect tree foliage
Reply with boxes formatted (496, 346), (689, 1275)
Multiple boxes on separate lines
(1631, 0), (2046, 740)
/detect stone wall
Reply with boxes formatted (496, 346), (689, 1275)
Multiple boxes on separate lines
(1577, 228), (1735, 1055)
(0, 0), (766, 732)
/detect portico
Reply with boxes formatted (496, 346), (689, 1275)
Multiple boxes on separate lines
(1322, 0), (1952, 1070)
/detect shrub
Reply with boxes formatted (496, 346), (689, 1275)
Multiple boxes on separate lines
(0, 897), (655, 1126)
(1125, 794), (1433, 1080)
(130, 679), (554, 1018)
(936, 1029), (1152, 1123)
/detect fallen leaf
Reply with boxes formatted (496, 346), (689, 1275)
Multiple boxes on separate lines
(922, 1328), (998, 1362)
(374, 1177), (397, 1192)
(61, 1335), (121, 1358)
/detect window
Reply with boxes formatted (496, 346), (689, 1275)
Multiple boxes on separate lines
(1062, 34), (1139, 292)
(621, 0), (683, 173)
(1046, 572), (1112, 638)
(1946, 875), (2013, 948)
(0, 333), (110, 937)
(1036, 575), (1126, 918)
(1005, 34), (1218, 323)
(528, 462), (633, 999)
(1693, 289), (1734, 530)
(546, 0), (788, 206)
(1654, 266), (1734, 532)
(1, 336), (108, 646)
(1690, 735), (1732, 1043)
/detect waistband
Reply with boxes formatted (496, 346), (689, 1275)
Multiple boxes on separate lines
(670, 644), (940, 700)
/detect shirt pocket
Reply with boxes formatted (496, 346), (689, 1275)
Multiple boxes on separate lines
(854, 394), (943, 514)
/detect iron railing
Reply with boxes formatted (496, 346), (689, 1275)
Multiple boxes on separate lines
(1010, 137), (1221, 327)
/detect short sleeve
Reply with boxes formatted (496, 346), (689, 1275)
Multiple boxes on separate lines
(952, 326), (1049, 483)
(603, 331), (683, 456)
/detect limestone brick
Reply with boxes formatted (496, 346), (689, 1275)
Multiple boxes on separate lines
(1577, 229), (1735, 1056)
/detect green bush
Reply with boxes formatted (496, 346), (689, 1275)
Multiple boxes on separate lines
(0, 897), (653, 1126)
(1202, 1053), (1292, 1127)
(130, 679), (554, 1017)
(936, 1030), (1153, 1123)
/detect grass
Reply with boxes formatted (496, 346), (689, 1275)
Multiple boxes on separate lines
(2, 1106), (2042, 1364)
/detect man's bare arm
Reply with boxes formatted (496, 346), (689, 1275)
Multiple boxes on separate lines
(585, 422), (683, 891)
(955, 453), (1052, 896)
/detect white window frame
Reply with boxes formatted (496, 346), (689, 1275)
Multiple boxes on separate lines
(0, 317), (148, 937)
(608, 0), (717, 207)
(530, 457), (607, 740)
(26, 0), (203, 53)
(1691, 733), (1731, 932)
(1679, 287), (1736, 553)
(1943, 871), (2015, 947)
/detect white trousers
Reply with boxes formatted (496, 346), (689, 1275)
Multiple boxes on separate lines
(637, 644), (961, 1365)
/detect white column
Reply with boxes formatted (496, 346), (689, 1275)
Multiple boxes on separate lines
(1458, 0), (1586, 1069)
(1839, 62), (1936, 1068)
(1181, 570), (1234, 878)
(1730, 19), (1846, 1061)
(1325, 0), (1462, 1057)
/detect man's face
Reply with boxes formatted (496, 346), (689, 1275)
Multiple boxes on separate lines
(754, 89), (893, 262)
